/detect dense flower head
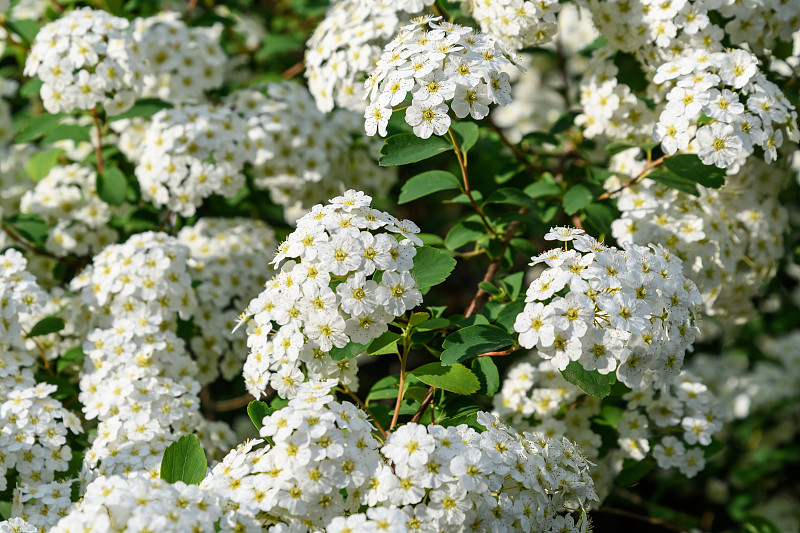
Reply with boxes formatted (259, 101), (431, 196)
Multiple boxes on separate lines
(131, 12), (226, 102)
(70, 231), (197, 328)
(177, 218), (276, 383)
(23, 7), (143, 114)
(463, 0), (561, 51)
(612, 153), (789, 324)
(50, 472), (258, 533)
(228, 82), (395, 219)
(202, 380), (596, 532)
(364, 16), (517, 138)
(135, 104), (252, 217)
(19, 164), (118, 256)
(305, 0), (434, 112)
(494, 356), (722, 485)
(653, 49), (798, 169)
(515, 227), (702, 390)
(241, 190), (423, 398)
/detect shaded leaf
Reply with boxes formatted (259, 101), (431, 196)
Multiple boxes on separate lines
(379, 133), (452, 166)
(441, 324), (513, 365)
(97, 167), (128, 206)
(471, 357), (499, 395)
(451, 121), (479, 154)
(398, 170), (461, 204)
(484, 188), (537, 209)
(561, 361), (615, 398)
(663, 153), (725, 188)
(247, 401), (274, 430)
(28, 316), (65, 338)
(563, 184), (593, 215)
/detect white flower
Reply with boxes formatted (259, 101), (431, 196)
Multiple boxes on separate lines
(405, 102), (451, 139)
(377, 271), (422, 315)
(696, 123), (743, 168)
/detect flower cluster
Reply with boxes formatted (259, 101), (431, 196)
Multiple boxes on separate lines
(612, 154), (789, 324)
(70, 231), (196, 328)
(515, 227), (702, 390)
(241, 190), (423, 398)
(463, 0), (560, 51)
(24, 7), (142, 115)
(131, 12), (226, 102)
(0, 250), (82, 527)
(654, 49), (798, 169)
(134, 104), (252, 216)
(495, 356), (722, 485)
(364, 17), (516, 138)
(71, 233), (233, 485)
(202, 380), (596, 532)
(305, 0), (433, 112)
(0, 518), (36, 533)
(50, 472), (259, 533)
(177, 218), (276, 384)
(19, 164), (118, 256)
(229, 83), (395, 219)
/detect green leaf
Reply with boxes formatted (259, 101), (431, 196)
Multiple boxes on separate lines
(408, 312), (430, 327)
(415, 318), (450, 331)
(484, 188), (537, 209)
(451, 121), (479, 154)
(522, 131), (559, 146)
(616, 458), (653, 486)
(439, 412), (485, 431)
(41, 124), (92, 145)
(367, 375), (401, 401)
(742, 516), (783, 533)
(440, 324), (514, 365)
(57, 346), (85, 374)
(367, 331), (401, 355)
(7, 213), (49, 248)
(398, 170), (461, 204)
(593, 405), (624, 428)
(495, 299), (526, 332)
(605, 141), (637, 156)
(410, 246), (457, 290)
(108, 98), (173, 122)
(477, 281), (501, 296)
(103, 0), (125, 15)
(445, 220), (485, 249)
(562, 184), (594, 215)
(329, 341), (369, 361)
(5, 19), (40, 44)
(379, 133), (452, 166)
(16, 113), (64, 143)
(97, 167), (128, 206)
(646, 169), (699, 196)
(26, 148), (63, 181)
(471, 357), (499, 395)
(19, 79), (43, 98)
(550, 111), (580, 134)
(27, 315), (65, 338)
(247, 401), (273, 430)
(614, 52), (648, 92)
(584, 203), (616, 236)
(411, 362), (480, 395)
(160, 434), (207, 485)
(560, 361), (615, 398)
(663, 153), (726, 188)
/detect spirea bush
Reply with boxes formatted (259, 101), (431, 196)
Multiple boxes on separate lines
(0, 1), (799, 533)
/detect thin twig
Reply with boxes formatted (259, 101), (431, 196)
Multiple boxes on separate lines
(487, 115), (539, 174)
(214, 393), (255, 412)
(478, 345), (522, 358)
(597, 155), (667, 200)
(594, 507), (685, 532)
(282, 61), (305, 79)
(91, 106), (104, 174)
(411, 207), (528, 422)
(448, 126), (496, 237)
(341, 386), (387, 438)
(1, 224), (61, 260)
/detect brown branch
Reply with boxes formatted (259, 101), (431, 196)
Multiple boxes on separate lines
(594, 507), (685, 532)
(478, 345), (522, 358)
(1, 224), (60, 260)
(448, 127), (496, 237)
(91, 106), (104, 174)
(597, 155), (667, 200)
(411, 207), (529, 423)
(487, 116), (539, 174)
(571, 214), (584, 231)
(282, 61), (305, 79)
(214, 393), (255, 412)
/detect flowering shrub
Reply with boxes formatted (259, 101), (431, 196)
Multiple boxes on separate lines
(0, 1), (799, 533)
